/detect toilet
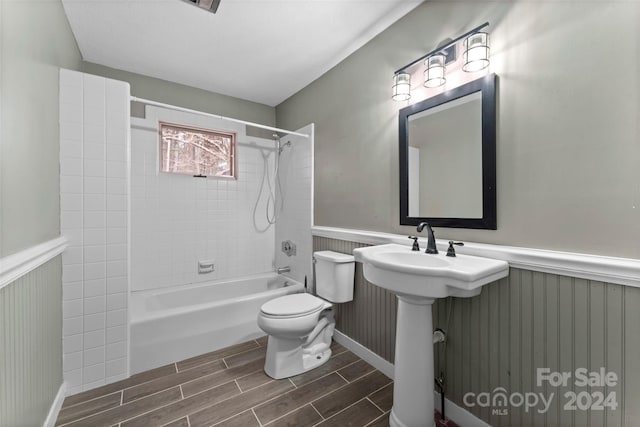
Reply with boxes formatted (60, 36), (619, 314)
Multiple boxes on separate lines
(257, 250), (355, 379)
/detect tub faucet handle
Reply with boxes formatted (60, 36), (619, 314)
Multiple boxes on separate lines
(277, 266), (291, 274)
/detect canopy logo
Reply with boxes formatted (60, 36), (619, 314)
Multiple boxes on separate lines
(463, 388), (553, 415)
(463, 368), (618, 416)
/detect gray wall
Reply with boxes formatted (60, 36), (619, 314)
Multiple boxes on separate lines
(82, 62), (276, 127)
(279, 2), (640, 259)
(0, 1), (81, 424)
(0, 0), (82, 257)
(315, 236), (640, 427)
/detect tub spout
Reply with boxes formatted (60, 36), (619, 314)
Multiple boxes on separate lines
(277, 266), (291, 274)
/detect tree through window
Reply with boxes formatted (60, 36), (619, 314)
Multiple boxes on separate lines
(159, 122), (236, 178)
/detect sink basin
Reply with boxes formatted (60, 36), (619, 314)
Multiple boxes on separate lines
(352, 243), (509, 427)
(353, 243), (508, 300)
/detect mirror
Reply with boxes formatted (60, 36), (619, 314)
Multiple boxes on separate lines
(399, 74), (497, 229)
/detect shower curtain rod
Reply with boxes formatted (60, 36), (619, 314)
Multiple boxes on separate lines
(130, 96), (310, 138)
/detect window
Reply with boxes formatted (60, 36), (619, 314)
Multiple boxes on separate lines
(159, 122), (236, 178)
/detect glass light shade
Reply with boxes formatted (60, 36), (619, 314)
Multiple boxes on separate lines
(423, 54), (446, 88)
(463, 32), (490, 72)
(392, 72), (411, 101)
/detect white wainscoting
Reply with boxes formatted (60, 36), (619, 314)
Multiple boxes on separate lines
(0, 236), (68, 290)
(312, 226), (640, 288)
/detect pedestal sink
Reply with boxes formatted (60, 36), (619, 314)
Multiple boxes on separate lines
(353, 243), (509, 427)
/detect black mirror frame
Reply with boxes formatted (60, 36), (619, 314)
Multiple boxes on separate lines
(399, 73), (497, 229)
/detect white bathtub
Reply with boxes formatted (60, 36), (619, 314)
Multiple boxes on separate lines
(130, 273), (303, 374)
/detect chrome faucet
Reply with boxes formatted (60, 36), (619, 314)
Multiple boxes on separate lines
(416, 222), (438, 254)
(276, 266), (291, 274)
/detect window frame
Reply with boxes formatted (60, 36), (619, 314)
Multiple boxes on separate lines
(158, 121), (237, 179)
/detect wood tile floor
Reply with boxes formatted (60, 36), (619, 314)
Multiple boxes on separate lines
(56, 337), (395, 427)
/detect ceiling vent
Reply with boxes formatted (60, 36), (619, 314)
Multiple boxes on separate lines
(184, 0), (221, 14)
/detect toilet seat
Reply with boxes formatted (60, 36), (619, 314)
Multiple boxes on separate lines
(260, 293), (328, 318)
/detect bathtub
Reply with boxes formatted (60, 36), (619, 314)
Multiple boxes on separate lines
(130, 273), (303, 374)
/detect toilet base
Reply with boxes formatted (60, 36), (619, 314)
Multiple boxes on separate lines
(263, 312), (335, 379)
(264, 336), (332, 379)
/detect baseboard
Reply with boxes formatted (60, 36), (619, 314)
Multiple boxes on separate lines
(333, 330), (492, 427)
(43, 382), (66, 427)
(333, 330), (394, 379)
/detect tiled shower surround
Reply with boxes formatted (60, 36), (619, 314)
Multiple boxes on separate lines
(130, 106), (280, 291)
(274, 124), (314, 285)
(59, 69), (131, 393)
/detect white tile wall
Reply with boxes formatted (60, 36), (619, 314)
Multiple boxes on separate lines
(130, 107), (277, 291)
(59, 69), (130, 394)
(274, 124), (315, 285)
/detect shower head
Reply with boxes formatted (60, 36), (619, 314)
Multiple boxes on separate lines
(278, 141), (292, 154)
(183, 0), (221, 14)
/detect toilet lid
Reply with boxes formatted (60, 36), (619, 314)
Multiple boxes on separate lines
(261, 293), (325, 317)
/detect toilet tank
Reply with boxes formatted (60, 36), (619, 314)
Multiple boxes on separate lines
(314, 251), (355, 303)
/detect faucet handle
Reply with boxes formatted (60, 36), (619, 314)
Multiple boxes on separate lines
(408, 236), (420, 251)
(446, 241), (464, 257)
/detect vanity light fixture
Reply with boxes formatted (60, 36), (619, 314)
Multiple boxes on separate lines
(463, 32), (490, 72)
(392, 72), (412, 101)
(392, 22), (490, 101)
(423, 54), (446, 88)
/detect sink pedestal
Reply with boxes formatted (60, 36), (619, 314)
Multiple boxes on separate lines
(390, 295), (436, 427)
(352, 243), (510, 427)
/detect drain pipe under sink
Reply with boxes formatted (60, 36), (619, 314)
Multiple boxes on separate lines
(433, 328), (447, 422)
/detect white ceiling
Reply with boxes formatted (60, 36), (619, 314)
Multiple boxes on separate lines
(62, 0), (422, 107)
